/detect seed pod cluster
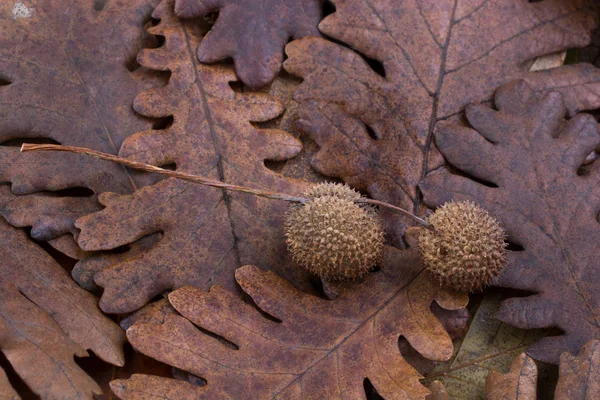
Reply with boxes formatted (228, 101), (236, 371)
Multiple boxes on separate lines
(418, 201), (507, 292)
(284, 183), (384, 281)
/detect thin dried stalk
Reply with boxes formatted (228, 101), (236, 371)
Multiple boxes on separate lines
(358, 198), (429, 227)
(21, 144), (307, 202)
(21, 143), (429, 227)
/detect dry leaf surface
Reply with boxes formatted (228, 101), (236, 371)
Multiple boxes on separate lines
(174, 0), (324, 88)
(283, 0), (599, 244)
(425, 381), (450, 400)
(0, 368), (18, 400)
(0, 0), (161, 251)
(486, 340), (600, 400)
(111, 241), (468, 399)
(421, 80), (600, 363)
(74, 0), (311, 314)
(422, 292), (547, 399)
(554, 339), (600, 399)
(485, 353), (538, 400)
(0, 218), (125, 399)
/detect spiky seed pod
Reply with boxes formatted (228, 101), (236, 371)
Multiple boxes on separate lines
(284, 183), (385, 281)
(418, 201), (507, 292)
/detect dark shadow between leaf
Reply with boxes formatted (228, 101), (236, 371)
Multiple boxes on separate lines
(0, 350), (38, 399)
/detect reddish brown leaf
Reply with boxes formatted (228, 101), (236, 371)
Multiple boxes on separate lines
(110, 242), (468, 399)
(120, 298), (176, 332)
(0, 0), (161, 249)
(485, 340), (600, 400)
(0, 218), (125, 398)
(526, 63), (600, 118)
(554, 339), (600, 399)
(74, 0), (312, 314)
(426, 381), (450, 400)
(485, 353), (538, 400)
(283, 0), (599, 245)
(421, 80), (600, 363)
(174, 0), (323, 88)
(74, 232), (161, 292)
(0, 368), (18, 400)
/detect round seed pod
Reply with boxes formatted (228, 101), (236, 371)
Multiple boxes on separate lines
(284, 183), (384, 281)
(418, 201), (507, 292)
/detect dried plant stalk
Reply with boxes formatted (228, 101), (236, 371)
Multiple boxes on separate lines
(20, 144), (429, 227)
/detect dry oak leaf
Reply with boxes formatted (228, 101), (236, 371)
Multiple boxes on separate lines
(74, 0), (311, 314)
(283, 0), (600, 244)
(421, 292), (548, 399)
(110, 242), (468, 399)
(485, 340), (600, 400)
(0, 368), (18, 400)
(554, 339), (600, 399)
(420, 80), (600, 364)
(0, 0), (161, 252)
(0, 218), (125, 399)
(174, 0), (323, 88)
(485, 353), (538, 400)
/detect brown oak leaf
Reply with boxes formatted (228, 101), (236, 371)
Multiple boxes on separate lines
(283, 0), (600, 245)
(174, 0), (323, 88)
(0, 218), (125, 398)
(485, 353), (538, 400)
(0, 0), (161, 250)
(420, 80), (600, 363)
(109, 241), (468, 399)
(554, 339), (600, 399)
(74, 0), (311, 314)
(0, 368), (18, 400)
(485, 340), (600, 399)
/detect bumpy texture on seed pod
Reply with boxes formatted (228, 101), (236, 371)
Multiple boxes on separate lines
(284, 183), (384, 281)
(418, 201), (507, 292)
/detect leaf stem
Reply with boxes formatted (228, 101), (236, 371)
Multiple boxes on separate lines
(20, 143), (430, 228)
(357, 198), (429, 227)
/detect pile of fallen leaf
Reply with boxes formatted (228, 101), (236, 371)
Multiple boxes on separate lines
(1, 0), (599, 399)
